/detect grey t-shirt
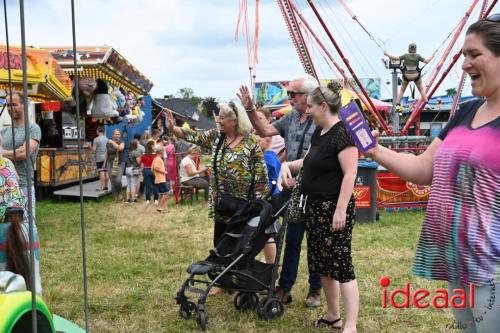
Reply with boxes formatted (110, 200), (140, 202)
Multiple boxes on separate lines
(137, 143), (145, 155)
(92, 135), (108, 162)
(272, 109), (317, 161)
(1, 123), (42, 188)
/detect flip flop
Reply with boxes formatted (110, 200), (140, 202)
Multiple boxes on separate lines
(314, 317), (342, 329)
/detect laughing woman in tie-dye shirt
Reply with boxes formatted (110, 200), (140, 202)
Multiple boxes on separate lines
(367, 16), (500, 333)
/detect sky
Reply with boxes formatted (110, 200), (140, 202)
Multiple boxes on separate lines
(2, 0), (488, 101)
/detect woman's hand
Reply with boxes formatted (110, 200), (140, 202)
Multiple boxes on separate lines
(237, 85), (254, 111)
(279, 162), (296, 189)
(332, 207), (347, 231)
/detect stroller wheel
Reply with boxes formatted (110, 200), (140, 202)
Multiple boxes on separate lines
(179, 301), (197, 319)
(260, 298), (284, 320)
(234, 292), (259, 311)
(197, 310), (208, 330)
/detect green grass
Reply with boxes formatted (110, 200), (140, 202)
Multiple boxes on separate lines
(37, 198), (455, 332)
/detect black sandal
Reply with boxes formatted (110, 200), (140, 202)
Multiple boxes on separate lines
(314, 317), (342, 329)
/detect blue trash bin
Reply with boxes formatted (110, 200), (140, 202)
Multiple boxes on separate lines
(355, 159), (378, 223)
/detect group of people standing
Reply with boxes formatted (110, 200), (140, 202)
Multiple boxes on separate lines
(166, 76), (360, 332)
(91, 128), (179, 212)
(166, 16), (500, 333)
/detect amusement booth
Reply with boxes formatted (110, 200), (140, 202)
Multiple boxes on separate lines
(45, 46), (154, 166)
(1, 45), (153, 191)
(0, 45), (92, 191)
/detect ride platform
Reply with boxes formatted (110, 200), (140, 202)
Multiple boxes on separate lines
(52, 177), (126, 199)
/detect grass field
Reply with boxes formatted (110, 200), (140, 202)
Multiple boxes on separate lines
(36, 196), (456, 333)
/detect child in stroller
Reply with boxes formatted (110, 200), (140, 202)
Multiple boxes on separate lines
(175, 194), (289, 330)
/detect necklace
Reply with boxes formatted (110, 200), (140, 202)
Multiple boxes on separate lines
(225, 135), (239, 149)
(320, 120), (339, 135)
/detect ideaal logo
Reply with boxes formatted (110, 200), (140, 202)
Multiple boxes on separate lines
(379, 276), (474, 309)
(380, 276), (497, 330)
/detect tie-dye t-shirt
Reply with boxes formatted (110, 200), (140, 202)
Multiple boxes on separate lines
(413, 99), (500, 286)
(0, 156), (42, 293)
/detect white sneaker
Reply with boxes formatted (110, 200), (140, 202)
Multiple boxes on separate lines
(154, 200), (159, 206)
(146, 200), (150, 205)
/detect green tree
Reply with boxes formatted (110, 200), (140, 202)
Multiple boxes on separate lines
(176, 87), (202, 108)
(201, 97), (218, 119)
(446, 88), (457, 97)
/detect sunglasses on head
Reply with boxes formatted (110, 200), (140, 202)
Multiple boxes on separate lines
(287, 91), (305, 98)
(228, 101), (239, 118)
(486, 13), (500, 22)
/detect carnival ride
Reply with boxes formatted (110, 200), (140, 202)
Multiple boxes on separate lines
(236, 0), (497, 210)
(237, 0), (496, 135)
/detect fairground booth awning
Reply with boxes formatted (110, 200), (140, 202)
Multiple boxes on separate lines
(44, 46), (153, 96)
(0, 45), (72, 101)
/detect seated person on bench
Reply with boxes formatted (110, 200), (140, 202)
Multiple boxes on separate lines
(179, 145), (209, 200)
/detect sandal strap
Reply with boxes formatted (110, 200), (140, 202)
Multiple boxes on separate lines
(314, 317), (342, 328)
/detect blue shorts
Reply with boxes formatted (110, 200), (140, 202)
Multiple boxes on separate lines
(155, 182), (168, 194)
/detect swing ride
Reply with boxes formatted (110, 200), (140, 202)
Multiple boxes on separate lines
(239, 0), (497, 210)
(241, 0), (496, 137)
(1, 1), (498, 332)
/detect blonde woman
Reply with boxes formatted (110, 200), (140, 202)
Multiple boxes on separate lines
(167, 101), (268, 242)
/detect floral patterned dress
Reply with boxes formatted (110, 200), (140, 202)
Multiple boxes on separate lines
(183, 128), (269, 220)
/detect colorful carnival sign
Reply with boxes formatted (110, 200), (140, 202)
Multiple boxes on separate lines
(255, 78), (381, 106)
(0, 45), (71, 101)
(377, 171), (431, 208)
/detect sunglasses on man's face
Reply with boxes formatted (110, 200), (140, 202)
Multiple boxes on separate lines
(287, 91), (305, 99)
(486, 13), (500, 22)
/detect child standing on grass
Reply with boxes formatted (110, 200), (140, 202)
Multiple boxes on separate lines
(152, 145), (168, 213)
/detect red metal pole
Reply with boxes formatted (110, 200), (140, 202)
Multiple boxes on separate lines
(277, 0), (318, 80)
(306, 0), (391, 134)
(286, 0), (319, 81)
(423, 0), (480, 93)
(449, 71), (467, 118)
(450, 0), (491, 118)
(277, 0), (309, 75)
(289, 1), (371, 108)
(401, 0), (496, 134)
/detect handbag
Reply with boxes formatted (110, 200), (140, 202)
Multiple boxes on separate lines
(285, 169), (307, 224)
(111, 151), (120, 177)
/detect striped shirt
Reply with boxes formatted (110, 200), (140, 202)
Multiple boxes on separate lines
(413, 100), (500, 286)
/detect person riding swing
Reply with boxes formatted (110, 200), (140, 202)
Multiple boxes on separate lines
(384, 43), (436, 106)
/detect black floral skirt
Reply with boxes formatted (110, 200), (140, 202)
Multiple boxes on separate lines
(305, 197), (356, 283)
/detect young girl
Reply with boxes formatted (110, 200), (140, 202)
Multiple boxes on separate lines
(152, 145), (168, 213)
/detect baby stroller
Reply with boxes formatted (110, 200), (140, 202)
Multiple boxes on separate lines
(175, 194), (289, 330)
